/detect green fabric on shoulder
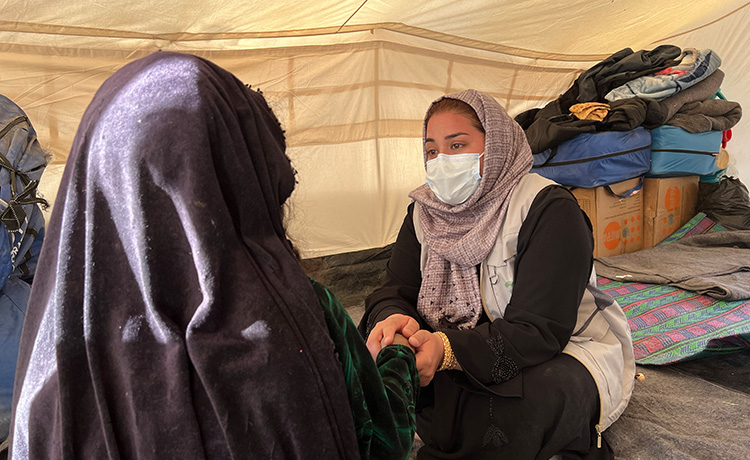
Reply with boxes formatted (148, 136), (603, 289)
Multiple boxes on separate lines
(311, 278), (419, 460)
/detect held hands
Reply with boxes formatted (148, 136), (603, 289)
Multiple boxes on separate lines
(366, 314), (449, 387)
(365, 314), (420, 361)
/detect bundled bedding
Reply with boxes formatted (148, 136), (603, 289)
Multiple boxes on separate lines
(596, 214), (750, 365)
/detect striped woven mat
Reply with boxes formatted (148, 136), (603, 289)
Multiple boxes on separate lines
(597, 213), (750, 365)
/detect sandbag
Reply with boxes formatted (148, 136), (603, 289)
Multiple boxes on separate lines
(531, 126), (651, 188)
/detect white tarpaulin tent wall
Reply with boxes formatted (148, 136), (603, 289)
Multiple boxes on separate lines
(2, 0), (749, 258)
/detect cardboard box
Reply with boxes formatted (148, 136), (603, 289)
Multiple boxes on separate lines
(643, 176), (699, 248)
(570, 177), (644, 258)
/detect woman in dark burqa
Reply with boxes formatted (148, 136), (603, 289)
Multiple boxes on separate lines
(9, 51), (418, 460)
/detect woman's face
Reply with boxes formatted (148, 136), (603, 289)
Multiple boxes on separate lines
(425, 111), (486, 174)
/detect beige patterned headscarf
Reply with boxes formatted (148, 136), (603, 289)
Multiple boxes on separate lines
(409, 90), (533, 330)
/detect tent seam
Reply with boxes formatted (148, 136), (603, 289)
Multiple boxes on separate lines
(652, 1), (750, 43)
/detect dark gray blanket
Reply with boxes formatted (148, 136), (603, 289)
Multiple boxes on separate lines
(595, 231), (750, 300)
(667, 99), (742, 133)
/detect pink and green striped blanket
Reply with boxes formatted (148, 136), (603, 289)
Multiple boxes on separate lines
(597, 213), (750, 365)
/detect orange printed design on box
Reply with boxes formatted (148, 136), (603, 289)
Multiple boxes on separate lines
(603, 221), (622, 250)
(570, 177), (644, 257)
(664, 186), (681, 212)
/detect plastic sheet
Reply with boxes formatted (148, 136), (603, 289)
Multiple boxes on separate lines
(697, 176), (750, 230)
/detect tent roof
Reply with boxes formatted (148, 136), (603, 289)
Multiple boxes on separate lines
(3, 1), (749, 257)
(2, 1), (744, 56)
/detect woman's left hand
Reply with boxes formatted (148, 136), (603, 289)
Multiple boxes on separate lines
(408, 331), (444, 386)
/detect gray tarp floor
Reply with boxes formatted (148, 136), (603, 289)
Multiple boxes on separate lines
(303, 246), (750, 460)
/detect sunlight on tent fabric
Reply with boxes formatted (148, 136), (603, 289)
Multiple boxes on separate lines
(2, 0), (749, 257)
(0, 1), (733, 55)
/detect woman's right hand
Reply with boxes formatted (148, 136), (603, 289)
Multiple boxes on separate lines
(407, 331), (446, 386)
(366, 314), (420, 361)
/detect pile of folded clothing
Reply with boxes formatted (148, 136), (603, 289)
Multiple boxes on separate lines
(515, 45), (742, 189)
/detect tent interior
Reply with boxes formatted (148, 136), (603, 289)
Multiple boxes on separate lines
(2, 1), (750, 458)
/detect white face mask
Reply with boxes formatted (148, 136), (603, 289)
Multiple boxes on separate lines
(425, 152), (484, 206)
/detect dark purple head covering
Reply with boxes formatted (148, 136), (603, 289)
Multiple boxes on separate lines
(10, 52), (359, 459)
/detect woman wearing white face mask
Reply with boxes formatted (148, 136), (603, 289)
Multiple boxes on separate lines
(422, 110), (485, 206)
(359, 90), (634, 460)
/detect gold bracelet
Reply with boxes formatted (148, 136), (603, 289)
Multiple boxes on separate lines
(435, 331), (457, 371)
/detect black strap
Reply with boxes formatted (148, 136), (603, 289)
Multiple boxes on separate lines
(605, 177), (643, 199)
(0, 181), (47, 232)
(0, 116), (49, 231)
(0, 116), (28, 141)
